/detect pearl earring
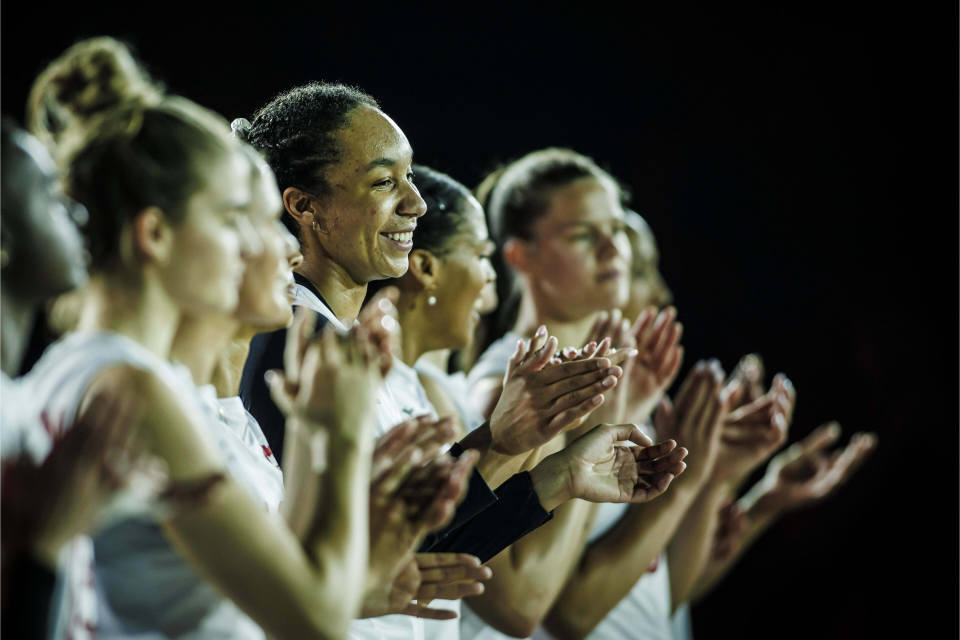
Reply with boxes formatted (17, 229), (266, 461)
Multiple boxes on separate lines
(427, 295), (437, 306)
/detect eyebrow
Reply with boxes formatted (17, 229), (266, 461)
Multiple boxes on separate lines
(365, 157), (396, 171)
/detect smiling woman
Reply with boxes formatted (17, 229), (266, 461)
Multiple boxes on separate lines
(236, 82), (428, 461)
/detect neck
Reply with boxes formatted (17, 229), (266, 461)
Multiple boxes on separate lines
(0, 286), (35, 376)
(171, 314), (238, 386)
(296, 251), (367, 324)
(211, 325), (259, 397)
(512, 285), (602, 351)
(397, 292), (445, 367)
(419, 348), (451, 372)
(75, 274), (181, 360)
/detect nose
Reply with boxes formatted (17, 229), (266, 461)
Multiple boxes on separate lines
(284, 230), (303, 269)
(596, 229), (627, 263)
(400, 180), (428, 219)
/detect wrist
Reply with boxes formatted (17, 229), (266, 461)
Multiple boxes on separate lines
(529, 454), (572, 511)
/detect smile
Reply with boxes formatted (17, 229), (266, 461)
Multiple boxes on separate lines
(381, 231), (413, 243)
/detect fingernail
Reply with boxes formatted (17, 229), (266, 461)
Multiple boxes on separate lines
(536, 325), (547, 337)
(827, 422), (841, 438)
(602, 375), (617, 388)
(264, 370), (276, 384)
(592, 395), (603, 405)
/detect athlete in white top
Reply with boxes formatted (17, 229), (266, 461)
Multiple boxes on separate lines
(26, 45), (384, 639)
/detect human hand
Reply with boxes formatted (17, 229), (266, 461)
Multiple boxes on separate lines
(653, 360), (730, 487)
(356, 286), (401, 377)
(710, 500), (749, 564)
(488, 326), (631, 455)
(622, 306), (684, 421)
(712, 373), (795, 486)
(367, 417), (478, 589)
(532, 423), (687, 510)
(726, 354), (767, 411)
(363, 553), (491, 619)
(754, 423), (877, 514)
(266, 308), (383, 440)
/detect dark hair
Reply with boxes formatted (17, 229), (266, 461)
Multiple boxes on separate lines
(235, 82), (379, 235)
(28, 38), (236, 270)
(411, 165), (473, 257)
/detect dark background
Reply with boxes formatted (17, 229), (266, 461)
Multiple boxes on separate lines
(4, 3), (957, 638)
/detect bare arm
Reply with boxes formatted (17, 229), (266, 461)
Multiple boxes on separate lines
(544, 361), (727, 640)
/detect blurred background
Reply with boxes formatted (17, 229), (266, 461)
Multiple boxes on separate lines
(3, 3), (957, 638)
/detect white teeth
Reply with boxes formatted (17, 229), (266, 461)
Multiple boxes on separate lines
(384, 231), (413, 243)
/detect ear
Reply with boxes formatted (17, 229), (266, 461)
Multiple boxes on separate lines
(503, 238), (531, 274)
(131, 206), (173, 264)
(407, 248), (441, 290)
(282, 187), (321, 231)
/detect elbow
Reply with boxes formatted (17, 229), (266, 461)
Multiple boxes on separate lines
(543, 607), (595, 640)
(496, 615), (542, 638)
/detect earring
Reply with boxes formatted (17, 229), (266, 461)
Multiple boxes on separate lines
(311, 217), (319, 232)
(427, 295), (437, 306)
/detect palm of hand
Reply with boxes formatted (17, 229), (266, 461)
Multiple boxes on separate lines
(570, 445), (646, 503)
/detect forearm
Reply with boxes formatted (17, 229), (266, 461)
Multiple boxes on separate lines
(667, 481), (732, 611)
(298, 418), (374, 626)
(466, 499), (597, 637)
(546, 481), (704, 639)
(280, 422), (320, 540)
(459, 422), (529, 489)
(687, 486), (783, 604)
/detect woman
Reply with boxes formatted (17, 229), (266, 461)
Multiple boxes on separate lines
(24, 38), (383, 639)
(239, 86), (689, 640)
(460, 148), (730, 640)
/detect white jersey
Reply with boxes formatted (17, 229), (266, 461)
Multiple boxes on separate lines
(21, 331), (284, 639)
(415, 358), (485, 432)
(18, 331), (210, 640)
(1, 371), (35, 460)
(466, 332), (521, 390)
(293, 291), (457, 640)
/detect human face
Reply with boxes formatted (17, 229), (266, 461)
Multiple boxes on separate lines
(161, 149), (258, 316)
(1, 132), (88, 300)
(625, 222), (672, 320)
(428, 196), (496, 349)
(314, 105), (427, 284)
(522, 178), (631, 321)
(235, 164), (302, 329)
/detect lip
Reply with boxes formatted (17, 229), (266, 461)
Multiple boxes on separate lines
(595, 269), (624, 283)
(380, 230), (415, 252)
(286, 281), (297, 301)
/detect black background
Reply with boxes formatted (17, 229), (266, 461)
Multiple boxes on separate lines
(4, 3), (957, 638)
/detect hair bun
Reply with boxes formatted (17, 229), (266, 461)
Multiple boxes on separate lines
(230, 117), (253, 142)
(28, 37), (161, 149)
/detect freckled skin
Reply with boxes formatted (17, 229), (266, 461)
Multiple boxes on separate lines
(311, 106), (427, 286)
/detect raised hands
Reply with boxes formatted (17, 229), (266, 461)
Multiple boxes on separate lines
(531, 423), (687, 510)
(363, 416), (479, 617)
(753, 422), (877, 514)
(487, 325), (631, 455)
(654, 360), (730, 487)
(267, 308), (384, 440)
(623, 306), (684, 421)
(712, 369), (796, 485)
(355, 286), (401, 377)
(370, 553), (492, 620)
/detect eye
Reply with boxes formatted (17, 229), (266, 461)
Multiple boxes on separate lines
(373, 177), (394, 189)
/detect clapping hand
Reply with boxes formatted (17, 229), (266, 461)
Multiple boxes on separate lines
(373, 553), (492, 620)
(533, 423), (687, 510)
(755, 422), (877, 513)
(712, 371), (796, 485)
(488, 326), (632, 455)
(623, 306), (684, 421)
(654, 360), (730, 487)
